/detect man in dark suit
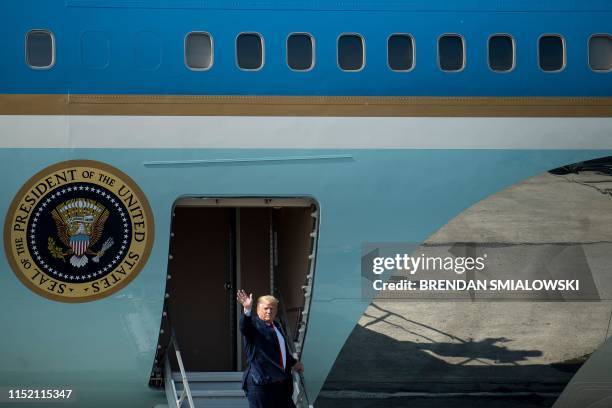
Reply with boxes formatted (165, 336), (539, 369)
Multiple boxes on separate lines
(236, 289), (304, 408)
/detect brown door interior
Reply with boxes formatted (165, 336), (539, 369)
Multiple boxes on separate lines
(165, 203), (311, 373)
(167, 206), (234, 372)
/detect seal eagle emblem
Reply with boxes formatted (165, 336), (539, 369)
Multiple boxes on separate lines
(4, 160), (154, 302)
(49, 198), (112, 268)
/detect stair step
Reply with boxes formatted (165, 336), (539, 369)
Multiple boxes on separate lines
(172, 371), (243, 382)
(176, 381), (243, 391)
(177, 389), (246, 398)
(192, 398), (249, 408)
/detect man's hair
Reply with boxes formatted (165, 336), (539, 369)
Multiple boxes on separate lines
(257, 295), (278, 306)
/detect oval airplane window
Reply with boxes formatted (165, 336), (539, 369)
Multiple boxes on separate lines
(438, 34), (464, 72)
(237, 33), (263, 70)
(388, 34), (414, 71)
(338, 34), (364, 71)
(26, 29), (55, 69)
(539, 34), (565, 72)
(589, 34), (612, 72)
(287, 33), (314, 71)
(185, 32), (213, 70)
(488, 34), (515, 72)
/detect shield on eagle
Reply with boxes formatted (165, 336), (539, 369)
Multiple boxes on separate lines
(70, 234), (89, 256)
(50, 198), (109, 268)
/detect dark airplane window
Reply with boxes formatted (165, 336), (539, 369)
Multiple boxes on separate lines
(26, 30), (54, 68)
(539, 35), (565, 72)
(185, 32), (213, 70)
(488, 35), (514, 72)
(388, 34), (414, 71)
(589, 34), (612, 72)
(338, 34), (364, 71)
(438, 34), (464, 71)
(237, 33), (263, 70)
(287, 34), (314, 71)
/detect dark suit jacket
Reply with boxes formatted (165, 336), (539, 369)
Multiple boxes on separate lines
(240, 312), (297, 390)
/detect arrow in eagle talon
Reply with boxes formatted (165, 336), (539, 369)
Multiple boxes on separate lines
(93, 237), (114, 263)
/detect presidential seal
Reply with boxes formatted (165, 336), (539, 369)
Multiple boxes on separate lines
(4, 160), (154, 302)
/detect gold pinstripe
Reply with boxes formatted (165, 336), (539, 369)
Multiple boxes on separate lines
(1, 94), (612, 117)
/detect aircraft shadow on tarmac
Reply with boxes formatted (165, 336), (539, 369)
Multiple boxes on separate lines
(318, 303), (586, 408)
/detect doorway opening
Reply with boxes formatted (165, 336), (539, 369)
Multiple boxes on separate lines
(150, 197), (317, 385)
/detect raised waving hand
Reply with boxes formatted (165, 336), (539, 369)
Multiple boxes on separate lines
(236, 289), (253, 312)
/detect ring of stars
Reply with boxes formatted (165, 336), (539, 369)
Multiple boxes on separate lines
(28, 183), (131, 283)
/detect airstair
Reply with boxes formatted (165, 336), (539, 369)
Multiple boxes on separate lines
(160, 334), (244, 408)
(166, 368), (247, 407)
(162, 333), (310, 408)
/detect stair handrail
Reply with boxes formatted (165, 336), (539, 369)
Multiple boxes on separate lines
(277, 291), (310, 408)
(164, 330), (195, 408)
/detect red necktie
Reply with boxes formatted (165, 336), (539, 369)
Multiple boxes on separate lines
(269, 325), (284, 369)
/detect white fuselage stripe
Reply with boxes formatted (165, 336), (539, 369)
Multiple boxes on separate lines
(1, 116), (612, 149)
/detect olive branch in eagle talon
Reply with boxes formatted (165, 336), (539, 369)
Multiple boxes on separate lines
(48, 198), (111, 268)
(48, 237), (68, 262)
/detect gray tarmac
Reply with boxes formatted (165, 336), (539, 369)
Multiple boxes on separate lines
(317, 171), (612, 408)
(316, 395), (558, 408)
